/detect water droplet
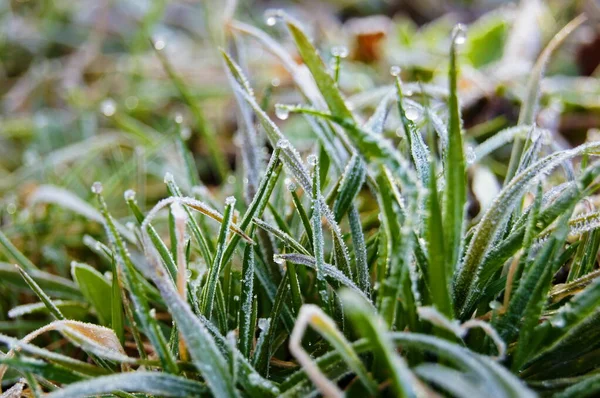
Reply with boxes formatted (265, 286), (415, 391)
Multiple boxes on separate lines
(277, 139), (290, 149)
(180, 126), (192, 140)
(153, 38), (166, 51)
(149, 308), (157, 318)
(275, 105), (289, 120)
(389, 65), (401, 77)
(124, 189), (136, 201)
(264, 9), (284, 26)
(466, 146), (476, 164)
(285, 178), (297, 191)
(331, 45), (349, 58)
(452, 24), (468, 45)
(271, 77), (281, 87)
(405, 107), (419, 121)
(225, 196), (236, 206)
(100, 99), (116, 117)
(125, 96), (138, 110)
(233, 295), (240, 301)
(258, 318), (269, 330)
(552, 316), (566, 328)
(91, 182), (103, 194)
(163, 172), (174, 184)
(489, 300), (502, 310)
(274, 255), (285, 265)
(174, 112), (184, 124)
(6, 203), (16, 214)
(307, 154), (318, 166)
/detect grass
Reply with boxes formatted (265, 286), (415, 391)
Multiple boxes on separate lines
(2, 0), (600, 397)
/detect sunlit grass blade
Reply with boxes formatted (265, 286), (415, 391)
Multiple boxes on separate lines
(341, 289), (417, 397)
(290, 304), (378, 396)
(505, 14), (587, 182)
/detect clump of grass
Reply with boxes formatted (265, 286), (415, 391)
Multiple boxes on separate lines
(2, 3), (600, 398)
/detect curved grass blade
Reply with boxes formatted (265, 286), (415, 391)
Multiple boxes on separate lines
(45, 372), (210, 398)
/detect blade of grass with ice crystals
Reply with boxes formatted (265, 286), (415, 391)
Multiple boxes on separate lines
(311, 159), (332, 314)
(394, 76), (430, 184)
(289, 305), (378, 396)
(505, 14), (587, 182)
(0, 230), (37, 271)
(201, 197), (235, 319)
(252, 218), (310, 256)
(554, 374), (600, 398)
(222, 52), (353, 278)
(125, 190), (177, 281)
(414, 364), (483, 397)
(16, 265), (65, 321)
(289, 183), (314, 251)
(375, 168), (416, 327)
(341, 290), (417, 397)
(45, 372), (210, 398)
(222, 149), (282, 266)
(504, 209), (573, 368)
(164, 175), (214, 267)
(153, 42), (227, 181)
(332, 154), (366, 223)
(275, 253), (369, 303)
(200, 196), (235, 319)
(455, 143), (600, 316)
(444, 25), (468, 282)
(0, 356), (85, 385)
(93, 186), (178, 374)
(0, 262), (80, 299)
(238, 244), (255, 358)
(253, 271), (289, 374)
(141, 237), (237, 397)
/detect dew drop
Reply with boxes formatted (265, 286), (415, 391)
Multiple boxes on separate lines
(264, 9), (284, 26)
(6, 203), (16, 214)
(149, 308), (157, 318)
(307, 154), (318, 166)
(466, 146), (476, 164)
(489, 300), (502, 310)
(153, 38), (166, 51)
(124, 189), (136, 201)
(275, 105), (290, 120)
(552, 316), (566, 328)
(277, 139), (290, 149)
(91, 182), (103, 194)
(274, 255), (285, 265)
(225, 196), (237, 206)
(100, 99), (116, 117)
(285, 178), (297, 191)
(271, 77), (281, 87)
(389, 65), (401, 77)
(331, 45), (349, 58)
(258, 317), (269, 330)
(452, 24), (468, 45)
(174, 112), (184, 124)
(163, 172), (174, 184)
(405, 107), (419, 121)
(125, 96), (138, 110)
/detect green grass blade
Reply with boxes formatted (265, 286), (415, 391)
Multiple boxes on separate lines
(16, 265), (65, 320)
